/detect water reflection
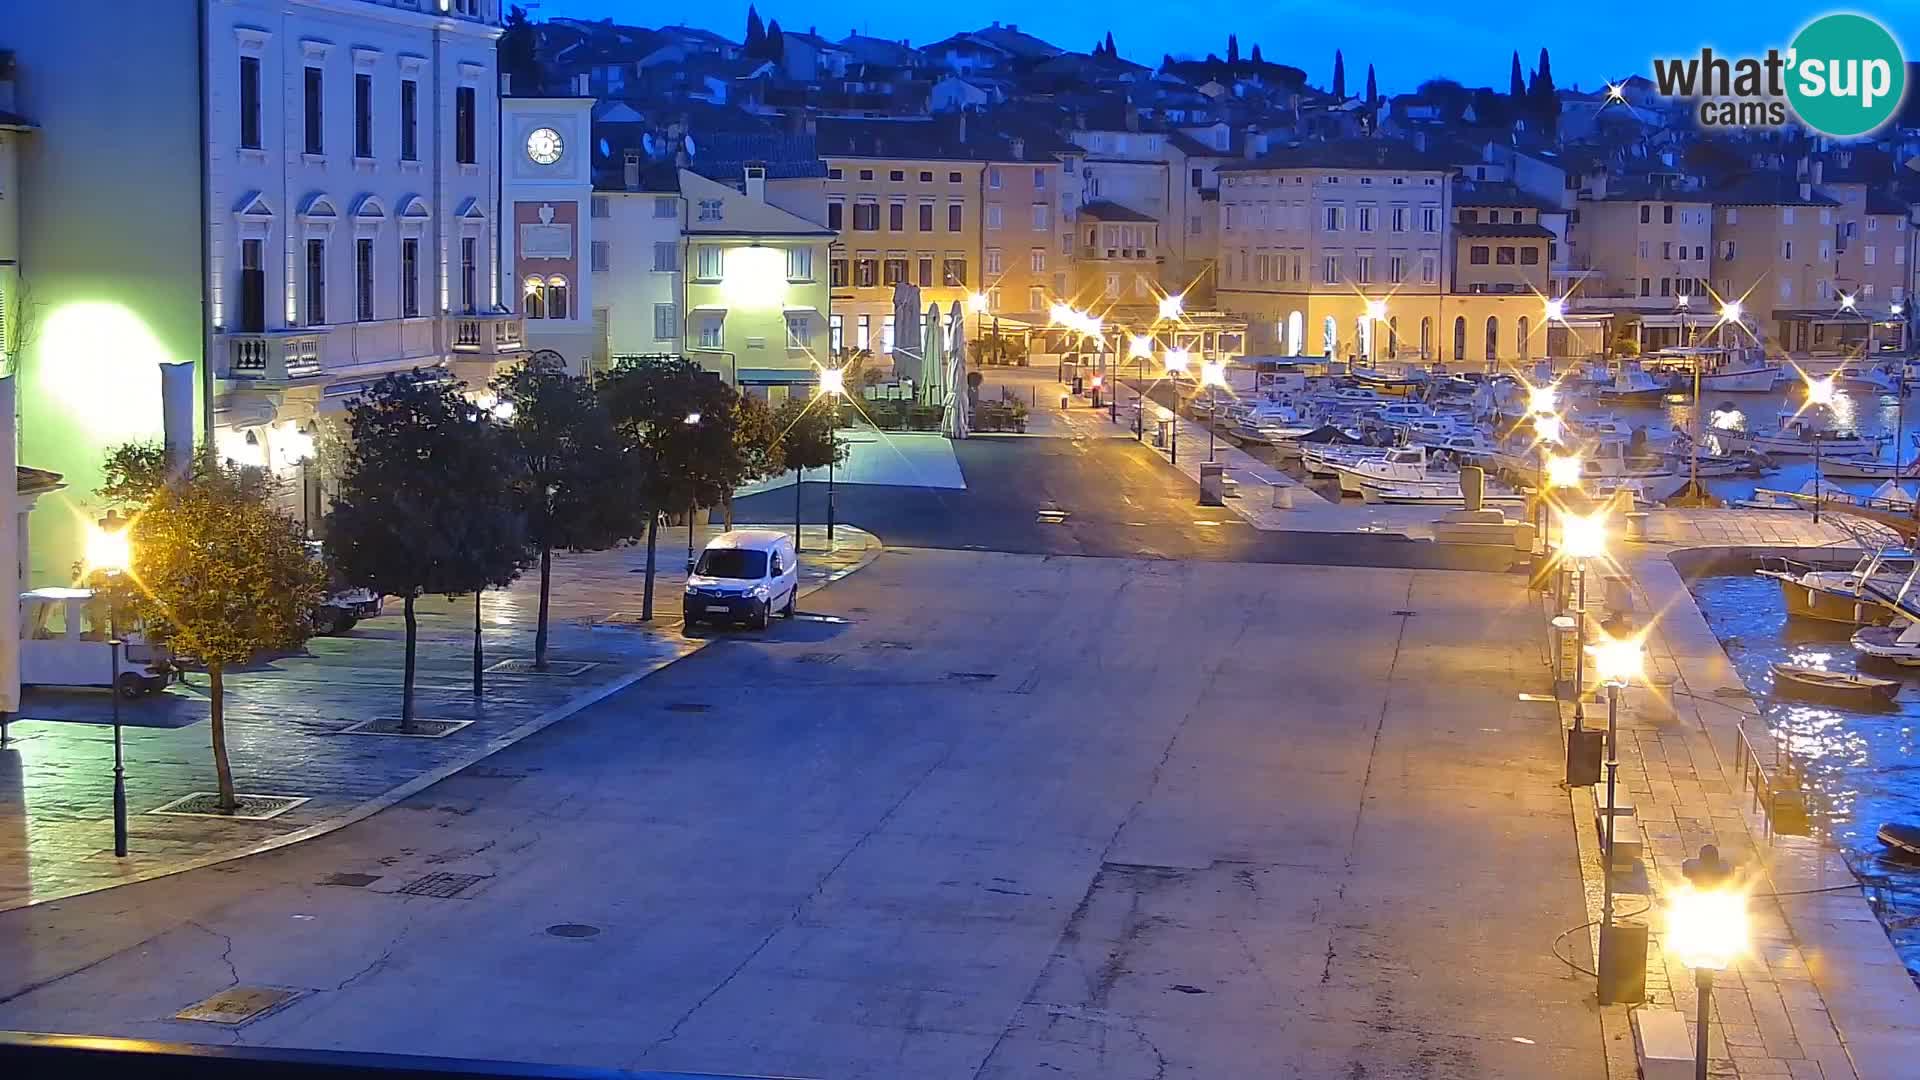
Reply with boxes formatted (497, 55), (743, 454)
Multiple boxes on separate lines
(1694, 572), (1920, 977)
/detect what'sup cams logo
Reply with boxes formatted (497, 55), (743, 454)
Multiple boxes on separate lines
(1651, 13), (1907, 137)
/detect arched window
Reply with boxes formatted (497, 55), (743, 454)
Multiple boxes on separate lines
(1287, 311), (1303, 356)
(1420, 317), (1432, 359)
(1484, 315), (1499, 362)
(1388, 317), (1399, 359)
(1517, 316), (1531, 361)
(523, 276), (546, 319)
(1451, 316), (1466, 361)
(546, 275), (570, 320)
(1322, 315), (1337, 357)
(1355, 316), (1370, 360)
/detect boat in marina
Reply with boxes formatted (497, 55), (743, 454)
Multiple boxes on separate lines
(1853, 621), (1920, 666)
(1301, 441), (1389, 477)
(1757, 548), (1913, 626)
(1594, 361), (1673, 403)
(1838, 364), (1906, 396)
(1709, 409), (1889, 457)
(1274, 424), (1365, 460)
(1644, 346), (1786, 393)
(1228, 401), (1312, 445)
(1333, 444), (1522, 502)
(1770, 663), (1900, 708)
(1818, 455), (1920, 480)
(1876, 822), (1920, 859)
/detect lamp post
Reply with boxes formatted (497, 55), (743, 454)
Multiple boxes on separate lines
(1164, 349), (1190, 465)
(1590, 631), (1644, 1003)
(86, 521), (132, 858)
(1201, 359), (1227, 462)
(1130, 334), (1154, 440)
(684, 411), (702, 571)
(1364, 298), (1387, 369)
(819, 368), (845, 546)
(1805, 375), (1835, 524)
(1559, 510), (1609, 733)
(1671, 847), (1745, 1080)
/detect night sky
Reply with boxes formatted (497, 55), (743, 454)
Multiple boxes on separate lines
(526, 1), (1909, 97)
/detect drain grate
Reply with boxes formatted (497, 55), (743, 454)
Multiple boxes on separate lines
(797, 652), (843, 665)
(1036, 508), (1070, 524)
(664, 702), (711, 713)
(485, 659), (597, 676)
(149, 793), (310, 820)
(175, 986), (299, 1025)
(546, 923), (601, 939)
(396, 872), (490, 899)
(946, 671), (998, 683)
(339, 718), (473, 739)
(1391, 609), (1418, 617)
(323, 872), (382, 888)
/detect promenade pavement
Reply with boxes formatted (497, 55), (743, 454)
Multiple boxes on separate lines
(0, 525), (878, 913)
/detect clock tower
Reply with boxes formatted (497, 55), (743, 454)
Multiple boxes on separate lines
(501, 87), (596, 371)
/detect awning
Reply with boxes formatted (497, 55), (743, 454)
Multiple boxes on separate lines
(736, 368), (824, 385)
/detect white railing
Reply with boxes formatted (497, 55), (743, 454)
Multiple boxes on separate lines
(452, 312), (526, 356)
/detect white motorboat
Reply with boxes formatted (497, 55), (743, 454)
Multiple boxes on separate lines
(1595, 361), (1673, 403)
(1819, 455), (1920, 480)
(1645, 346), (1785, 393)
(1700, 364), (1786, 392)
(1301, 441), (1390, 478)
(1229, 401), (1309, 444)
(1710, 409), (1888, 458)
(1854, 620), (1920, 666)
(1332, 444), (1446, 495)
(1839, 364), (1905, 396)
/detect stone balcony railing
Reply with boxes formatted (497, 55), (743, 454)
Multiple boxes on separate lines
(452, 311), (526, 357)
(224, 330), (326, 381)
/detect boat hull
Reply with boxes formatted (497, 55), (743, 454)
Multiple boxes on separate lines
(1771, 664), (1899, 708)
(1852, 625), (1920, 665)
(1768, 574), (1896, 625)
(1699, 367), (1785, 392)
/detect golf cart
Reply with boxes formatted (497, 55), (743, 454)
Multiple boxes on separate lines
(20, 587), (175, 698)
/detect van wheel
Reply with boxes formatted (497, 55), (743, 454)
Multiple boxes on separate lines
(752, 604), (771, 631)
(782, 588), (796, 618)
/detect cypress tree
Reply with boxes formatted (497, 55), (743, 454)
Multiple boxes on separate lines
(1332, 49), (1346, 99)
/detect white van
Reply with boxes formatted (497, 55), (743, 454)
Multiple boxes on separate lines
(682, 529), (799, 629)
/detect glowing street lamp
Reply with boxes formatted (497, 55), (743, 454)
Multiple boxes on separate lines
(1805, 376), (1836, 406)
(87, 517), (134, 858)
(684, 411), (703, 570)
(1200, 359), (1228, 462)
(1839, 293), (1857, 312)
(1164, 348), (1191, 377)
(818, 368), (846, 545)
(1559, 510), (1609, 561)
(1545, 453), (1583, 491)
(1559, 509), (1608, 735)
(1588, 630), (1644, 1003)
(1544, 296), (1568, 322)
(1676, 294), (1691, 309)
(1048, 301), (1072, 326)
(1528, 383), (1558, 417)
(968, 292), (989, 314)
(1157, 293), (1185, 321)
(1669, 851), (1746, 1080)
(1535, 413), (1564, 445)
(1162, 350), (1191, 464)
(1719, 299), (1743, 324)
(1129, 334), (1154, 359)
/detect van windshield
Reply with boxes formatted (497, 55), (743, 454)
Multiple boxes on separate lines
(696, 548), (768, 580)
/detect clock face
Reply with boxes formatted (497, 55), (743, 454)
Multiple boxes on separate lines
(526, 127), (563, 165)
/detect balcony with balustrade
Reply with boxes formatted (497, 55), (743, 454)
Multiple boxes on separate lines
(451, 311), (526, 358)
(218, 312), (526, 388)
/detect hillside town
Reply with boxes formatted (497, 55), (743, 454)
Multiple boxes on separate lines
(7, 4), (1920, 1080)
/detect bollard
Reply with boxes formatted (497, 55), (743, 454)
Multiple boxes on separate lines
(1625, 511), (1649, 541)
(1060, 393), (1070, 410)
(1272, 484), (1294, 510)
(1459, 466), (1485, 512)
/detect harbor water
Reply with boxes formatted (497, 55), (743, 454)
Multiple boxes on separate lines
(1690, 571), (1920, 982)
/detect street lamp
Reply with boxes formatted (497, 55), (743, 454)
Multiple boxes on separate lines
(1806, 377), (1836, 524)
(1164, 348), (1191, 465)
(1200, 359), (1227, 462)
(86, 520), (133, 858)
(1363, 298), (1388, 367)
(1535, 413), (1564, 446)
(818, 368), (846, 546)
(1670, 848), (1745, 1080)
(684, 411), (702, 571)
(1158, 293), (1184, 321)
(1545, 452), (1583, 490)
(1589, 630), (1644, 1003)
(1528, 382), (1558, 417)
(1559, 509), (1609, 731)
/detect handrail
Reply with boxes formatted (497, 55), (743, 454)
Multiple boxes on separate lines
(0, 1032), (809, 1079)
(1731, 720), (1816, 844)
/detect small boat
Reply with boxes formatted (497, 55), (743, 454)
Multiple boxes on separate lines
(1853, 621), (1920, 666)
(1818, 455), (1920, 480)
(1876, 822), (1920, 859)
(1595, 362), (1673, 403)
(1769, 663), (1899, 707)
(1838, 364), (1905, 396)
(1711, 410), (1889, 458)
(1757, 550), (1912, 626)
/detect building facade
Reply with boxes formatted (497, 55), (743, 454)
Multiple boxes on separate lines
(593, 165), (684, 364)
(501, 92), (595, 369)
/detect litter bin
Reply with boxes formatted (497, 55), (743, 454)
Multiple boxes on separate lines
(1625, 511), (1649, 541)
(1272, 484), (1294, 510)
(1153, 419), (1170, 448)
(1198, 462), (1225, 506)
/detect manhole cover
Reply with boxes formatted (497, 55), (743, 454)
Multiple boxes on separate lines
(339, 718), (474, 739)
(798, 652), (842, 665)
(946, 671), (998, 683)
(323, 872), (381, 888)
(175, 986), (299, 1025)
(485, 659), (597, 676)
(396, 872), (490, 899)
(665, 702), (711, 713)
(546, 923), (602, 939)
(148, 793), (310, 820)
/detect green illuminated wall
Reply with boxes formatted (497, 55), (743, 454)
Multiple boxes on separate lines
(4, 9), (205, 585)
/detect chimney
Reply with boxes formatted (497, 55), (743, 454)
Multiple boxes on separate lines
(957, 110), (968, 144)
(1799, 180), (1812, 201)
(1811, 159), (1824, 184)
(500, 72), (513, 97)
(574, 72), (590, 96)
(0, 51), (15, 112)
(1010, 136), (1025, 160)
(624, 149), (641, 190)
(745, 162), (767, 203)
(1124, 107), (1139, 133)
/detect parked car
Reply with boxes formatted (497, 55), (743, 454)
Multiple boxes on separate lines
(307, 541), (383, 635)
(20, 587), (173, 697)
(682, 530), (799, 630)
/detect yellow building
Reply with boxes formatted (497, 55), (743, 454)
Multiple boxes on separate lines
(1451, 184), (1553, 297)
(1710, 174), (1839, 345)
(816, 119), (987, 362)
(679, 166), (834, 403)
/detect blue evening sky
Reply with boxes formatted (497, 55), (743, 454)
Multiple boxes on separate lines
(528, 1), (1913, 96)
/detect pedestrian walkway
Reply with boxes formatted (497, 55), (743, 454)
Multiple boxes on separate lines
(738, 430), (965, 492)
(0, 525), (881, 913)
(1546, 525), (1920, 1079)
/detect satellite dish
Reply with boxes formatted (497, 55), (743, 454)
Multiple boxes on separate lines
(599, 137), (612, 157)
(641, 132), (655, 155)
(684, 134), (697, 158)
